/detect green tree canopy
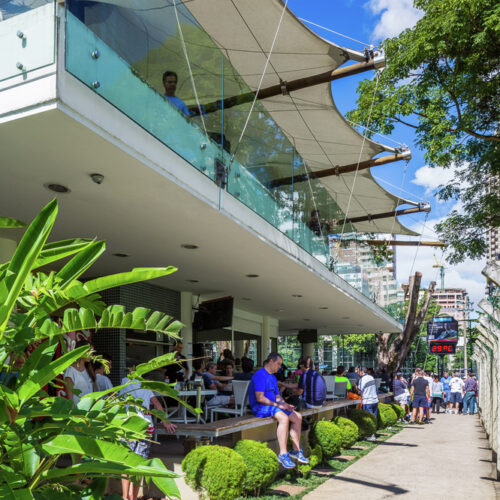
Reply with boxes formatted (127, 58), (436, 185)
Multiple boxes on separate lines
(347, 0), (499, 264)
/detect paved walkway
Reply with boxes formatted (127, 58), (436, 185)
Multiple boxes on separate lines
(305, 413), (500, 500)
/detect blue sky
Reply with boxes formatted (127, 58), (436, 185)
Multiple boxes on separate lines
(287, 0), (486, 307)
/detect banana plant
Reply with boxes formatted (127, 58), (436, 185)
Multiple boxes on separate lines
(0, 200), (192, 499)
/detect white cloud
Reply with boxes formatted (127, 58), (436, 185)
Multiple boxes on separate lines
(411, 165), (456, 196)
(367, 0), (423, 40)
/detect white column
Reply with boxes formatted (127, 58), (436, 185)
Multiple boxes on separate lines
(233, 340), (245, 359)
(180, 291), (193, 372)
(261, 316), (271, 362)
(302, 342), (315, 359)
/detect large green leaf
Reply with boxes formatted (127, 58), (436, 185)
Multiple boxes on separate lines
(0, 486), (34, 499)
(16, 345), (89, 406)
(35, 306), (180, 341)
(0, 200), (58, 333)
(0, 216), (26, 228)
(133, 352), (177, 376)
(56, 241), (106, 289)
(41, 435), (145, 467)
(40, 461), (177, 481)
(149, 458), (181, 499)
(67, 267), (177, 299)
(16, 338), (58, 387)
(0, 239), (94, 275)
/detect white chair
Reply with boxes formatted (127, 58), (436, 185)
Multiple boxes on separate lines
(324, 376), (335, 400)
(333, 381), (348, 399)
(210, 380), (250, 422)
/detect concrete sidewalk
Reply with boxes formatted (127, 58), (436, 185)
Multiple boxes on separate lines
(304, 413), (500, 500)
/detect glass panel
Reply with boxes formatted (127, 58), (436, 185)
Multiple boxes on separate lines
(64, 1), (380, 300)
(0, 1), (55, 82)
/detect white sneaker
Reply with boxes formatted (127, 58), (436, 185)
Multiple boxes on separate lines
(366, 434), (377, 442)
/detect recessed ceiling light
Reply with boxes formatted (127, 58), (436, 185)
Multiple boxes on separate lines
(45, 183), (70, 193)
(292, 294), (303, 298)
(112, 253), (129, 258)
(241, 297), (252, 301)
(186, 279), (199, 283)
(181, 244), (198, 249)
(319, 307), (328, 310)
(245, 274), (259, 278)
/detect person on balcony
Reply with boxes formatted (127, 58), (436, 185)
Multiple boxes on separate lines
(249, 353), (310, 469)
(163, 71), (191, 116)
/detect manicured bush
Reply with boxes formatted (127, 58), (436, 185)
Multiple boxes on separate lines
(333, 416), (359, 448)
(182, 445), (247, 500)
(234, 440), (278, 495)
(347, 409), (377, 438)
(309, 420), (342, 457)
(298, 444), (323, 478)
(377, 403), (398, 429)
(390, 403), (406, 420)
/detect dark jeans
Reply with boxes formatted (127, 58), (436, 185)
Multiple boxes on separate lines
(362, 402), (378, 417)
(431, 397), (443, 413)
(463, 392), (476, 414)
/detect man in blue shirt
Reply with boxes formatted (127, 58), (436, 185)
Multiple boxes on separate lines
(163, 71), (191, 116)
(249, 353), (309, 469)
(440, 371), (452, 413)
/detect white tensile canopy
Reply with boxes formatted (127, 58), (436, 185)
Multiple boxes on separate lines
(185, 0), (419, 235)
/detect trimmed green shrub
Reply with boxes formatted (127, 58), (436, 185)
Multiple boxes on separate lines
(182, 445), (247, 500)
(377, 403), (398, 429)
(309, 420), (342, 457)
(234, 440), (278, 495)
(390, 403), (406, 420)
(333, 416), (359, 448)
(298, 444), (323, 478)
(347, 409), (377, 438)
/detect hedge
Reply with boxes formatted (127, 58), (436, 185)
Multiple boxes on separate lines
(234, 440), (278, 496)
(333, 416), (359, 449)
(298, 444), (323, 478)
(182, 445), (246, 500)
(347, 409), (377, 438)
(377, 403), (398, 429)
(390, 403), (406, 420)
(309, 420), (342, 457)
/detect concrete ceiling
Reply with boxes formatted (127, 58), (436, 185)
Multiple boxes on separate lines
(0, 106), (401, 334)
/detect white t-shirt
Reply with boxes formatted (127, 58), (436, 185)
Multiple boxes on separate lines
(119, 377), (155, 434)
(64, 365), (93, 404)
(359, 374), (379, 404)
(450, 376), (464, 393)
(96, 373), (113, 392)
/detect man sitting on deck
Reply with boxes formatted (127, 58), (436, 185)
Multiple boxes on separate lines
(249, 353), (309, 469)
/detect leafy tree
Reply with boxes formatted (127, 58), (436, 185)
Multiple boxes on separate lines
(347, 0), (499, 264)
(0, 200), (189, 499)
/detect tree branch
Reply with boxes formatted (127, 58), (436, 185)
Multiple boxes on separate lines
(393, 116), (419, 129)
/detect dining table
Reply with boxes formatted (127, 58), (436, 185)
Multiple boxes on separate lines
(166, 386), (217, 424)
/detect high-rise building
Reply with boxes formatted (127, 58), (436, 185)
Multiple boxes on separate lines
(431, 288), (470, 335)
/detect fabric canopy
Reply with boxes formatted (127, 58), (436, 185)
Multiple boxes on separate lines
(185, 0), (419, 235)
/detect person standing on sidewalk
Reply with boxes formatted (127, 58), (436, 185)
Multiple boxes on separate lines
(431, 374), (445, 414)
(423, 370), (434, 423)
(463, 371), (478, 415)
(449, 372), (465, 414)
(441, 371), (452, 413)
(358, 366), (379, 441)
(393, 372), (410, 419)
(410, 368), (430, 424)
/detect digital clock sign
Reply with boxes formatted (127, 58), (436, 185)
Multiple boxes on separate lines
(428, 340), (457, 354)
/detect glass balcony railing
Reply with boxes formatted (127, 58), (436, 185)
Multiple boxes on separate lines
(63, 0), (335, 268)
(0, 1), (55, 82)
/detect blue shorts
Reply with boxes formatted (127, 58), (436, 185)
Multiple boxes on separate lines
(412, 396), (428, 408)
(362, 403), (378, 417)
(450, 392), (462, 404)
(254, 406), (294, 418)
(444, 391), (451, 403)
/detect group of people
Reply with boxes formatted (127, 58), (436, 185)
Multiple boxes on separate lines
(392, 369), (478, 424)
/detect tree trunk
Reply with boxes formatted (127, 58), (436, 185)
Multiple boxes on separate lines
(375, 273), (436, 374)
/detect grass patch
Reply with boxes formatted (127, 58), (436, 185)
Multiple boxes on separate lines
(239, 423), (406, 500)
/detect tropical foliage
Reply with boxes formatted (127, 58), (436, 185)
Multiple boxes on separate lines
(0, 200), (188, 499)
(348, 0), (499, 264)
